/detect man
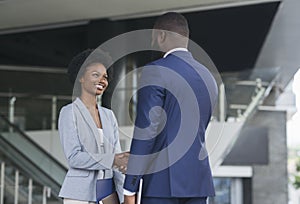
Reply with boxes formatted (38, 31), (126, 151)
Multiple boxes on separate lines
(124, 12), (218, 204)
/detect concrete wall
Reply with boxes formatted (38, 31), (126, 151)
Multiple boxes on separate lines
(25, 130), (67, 167)
(249, 110), (288, 204)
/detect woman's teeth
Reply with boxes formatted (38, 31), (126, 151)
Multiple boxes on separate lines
(96, 84), (103, 89)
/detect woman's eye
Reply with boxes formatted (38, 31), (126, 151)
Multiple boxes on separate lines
(93, 73), (99, 77)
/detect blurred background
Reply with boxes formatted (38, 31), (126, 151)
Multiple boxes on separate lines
(1, 0), (300, 203)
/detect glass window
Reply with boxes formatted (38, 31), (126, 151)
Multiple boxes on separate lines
(209, 178), (231, 204)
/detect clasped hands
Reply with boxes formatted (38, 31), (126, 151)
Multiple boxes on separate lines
(113, 152), (130, 174)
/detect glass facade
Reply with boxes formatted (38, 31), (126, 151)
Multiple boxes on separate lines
(209, 178), (231, 204)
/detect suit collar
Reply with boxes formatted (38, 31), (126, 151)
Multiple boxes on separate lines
(165, 50), (194, 66)
(163, 47), (188, 58)
(73, 97), (103, 152)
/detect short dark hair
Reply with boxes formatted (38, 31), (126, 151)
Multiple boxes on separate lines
(153, 12), (189, 37)
(67, 48), (112, 85)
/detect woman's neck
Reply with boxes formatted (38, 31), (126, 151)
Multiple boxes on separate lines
(80, 92), (97, 109)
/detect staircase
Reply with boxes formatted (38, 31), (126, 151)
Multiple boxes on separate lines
(0, 115), (67, 204)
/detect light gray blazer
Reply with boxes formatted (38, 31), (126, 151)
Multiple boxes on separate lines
(58, 98), (124, 202)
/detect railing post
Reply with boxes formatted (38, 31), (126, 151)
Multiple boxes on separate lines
(0, 162), (5, 204)
(9, 96), (16, 132)
(14, 170), (19, 204)
(219, 83), (226, 122)
(28, 179), (32, 204)
(42, 186), (46, 204)
(51, 96), (57, 131)
(42, 186), (51, 204)
(231, 178), (243, 204)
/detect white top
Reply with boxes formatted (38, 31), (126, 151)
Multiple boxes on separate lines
(97, 128), (105, 180)
(97, 128), (104, 147)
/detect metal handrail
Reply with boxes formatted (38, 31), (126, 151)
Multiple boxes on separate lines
(0, 114), (66, 172)
(0, 115), (67, 198)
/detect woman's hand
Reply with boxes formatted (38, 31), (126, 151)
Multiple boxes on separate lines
(113, 152), (129, 174)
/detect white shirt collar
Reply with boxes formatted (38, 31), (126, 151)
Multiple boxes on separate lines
(163, 47), (188, 58)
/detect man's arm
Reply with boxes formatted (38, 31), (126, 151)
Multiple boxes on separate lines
(123, 65), (165, 195)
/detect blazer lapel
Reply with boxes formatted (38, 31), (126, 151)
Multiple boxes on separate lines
(74, 98), (102, 151)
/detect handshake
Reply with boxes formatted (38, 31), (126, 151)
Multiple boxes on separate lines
(113, 152), (130, 174)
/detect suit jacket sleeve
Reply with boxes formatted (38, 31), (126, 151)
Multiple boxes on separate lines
(110, 111), (125, 203)
(58, 106), (114, 170)
(124, 64), (165, 192)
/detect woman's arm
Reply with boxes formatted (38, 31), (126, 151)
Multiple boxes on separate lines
(59, 106), (115, 170)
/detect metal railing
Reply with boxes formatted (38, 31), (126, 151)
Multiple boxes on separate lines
(0, 115), (67, 203)
(0, 161), (56, 204)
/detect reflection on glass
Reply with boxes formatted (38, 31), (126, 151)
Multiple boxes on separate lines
(209, 178), (231, 204)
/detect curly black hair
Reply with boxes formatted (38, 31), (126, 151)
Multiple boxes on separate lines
(67, 48), (112, 85)
(67, 48), (112, 97)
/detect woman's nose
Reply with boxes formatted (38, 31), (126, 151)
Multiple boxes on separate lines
(100, 77), (107, 83)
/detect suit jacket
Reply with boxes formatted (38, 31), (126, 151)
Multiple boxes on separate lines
(124, 50), (217, 198)
(58, 98), (124, 202)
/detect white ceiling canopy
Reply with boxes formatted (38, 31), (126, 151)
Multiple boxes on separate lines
(0, 0), (279, 33)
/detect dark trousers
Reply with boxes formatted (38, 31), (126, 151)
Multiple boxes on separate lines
(141, 197), (207, 204)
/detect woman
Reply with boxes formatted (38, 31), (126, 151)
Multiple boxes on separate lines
(58, 49), (126, 204)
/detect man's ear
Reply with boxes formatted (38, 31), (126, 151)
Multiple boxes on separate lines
(158, 31), (166, 44)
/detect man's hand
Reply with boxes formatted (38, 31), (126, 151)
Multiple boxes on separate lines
(124, 195), (136, 204)
(113, 152), (130, 174)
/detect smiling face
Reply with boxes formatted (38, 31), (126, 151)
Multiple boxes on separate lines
(79, 63), (108, 96)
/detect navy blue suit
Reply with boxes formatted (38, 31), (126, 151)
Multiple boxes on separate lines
(124, 50), (218, 203)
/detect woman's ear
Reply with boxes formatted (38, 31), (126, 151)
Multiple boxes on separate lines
(79, 77), (84, 83)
